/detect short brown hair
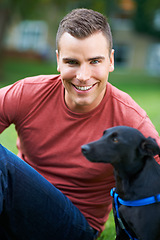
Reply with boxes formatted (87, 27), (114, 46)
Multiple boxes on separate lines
(56, 8), (113, 55)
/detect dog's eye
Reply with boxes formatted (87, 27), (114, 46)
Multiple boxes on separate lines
(111, 133), (119, 143)
(112, 137), (119, 143)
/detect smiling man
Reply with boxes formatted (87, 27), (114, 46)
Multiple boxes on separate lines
(56, 31), (114, 112)
(0, 8), (160, 240)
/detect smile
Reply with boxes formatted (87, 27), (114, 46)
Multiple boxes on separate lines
(73, 84), (94, 91)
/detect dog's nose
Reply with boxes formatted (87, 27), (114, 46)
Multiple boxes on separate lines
(81, 144), (91, 154)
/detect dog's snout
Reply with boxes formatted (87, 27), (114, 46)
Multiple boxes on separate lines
(81, 144), (91, 154)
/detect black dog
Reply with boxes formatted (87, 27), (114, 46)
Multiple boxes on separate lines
(82, 126), (160, 240)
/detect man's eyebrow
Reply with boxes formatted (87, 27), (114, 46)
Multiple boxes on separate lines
(62, 56), (105, 62)
(88, 56), (105, 61)
(62, 57), (78, 62)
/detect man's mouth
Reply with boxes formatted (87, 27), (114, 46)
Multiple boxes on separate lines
(72, 84), (95, 91)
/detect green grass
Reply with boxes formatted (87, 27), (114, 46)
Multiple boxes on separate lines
(0, 58), (160, 239)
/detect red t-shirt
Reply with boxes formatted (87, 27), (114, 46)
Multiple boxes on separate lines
(0, 75), (160, 232)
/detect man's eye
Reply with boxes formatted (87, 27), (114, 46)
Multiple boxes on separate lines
(67, 60), (78, 65)
(90, 59), (100, 64)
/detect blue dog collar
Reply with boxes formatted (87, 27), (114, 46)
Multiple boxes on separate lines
(110, 188), (160, 207)
(110, 188), (160, 240)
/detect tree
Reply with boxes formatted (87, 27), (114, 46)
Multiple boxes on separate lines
(0, 0), (44, 76)
(133, 0), (160, 38)
(0, 0), (76, 78)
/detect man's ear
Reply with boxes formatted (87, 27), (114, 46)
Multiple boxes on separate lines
(56, 50), (60, 72)
(140, 137), (160, 157)
(109, 49), (114, 73)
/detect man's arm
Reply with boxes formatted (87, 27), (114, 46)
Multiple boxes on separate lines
(0, 81), (23, 134)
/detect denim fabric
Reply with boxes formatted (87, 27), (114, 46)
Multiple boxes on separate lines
(0, 144), (98, 240)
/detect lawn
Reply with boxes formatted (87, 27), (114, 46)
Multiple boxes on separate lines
(0, 58), (160, 239)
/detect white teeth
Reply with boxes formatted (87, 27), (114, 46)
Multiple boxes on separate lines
(75, 85), (93, 91)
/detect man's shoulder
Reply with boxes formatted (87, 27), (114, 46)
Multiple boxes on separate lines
(109, 83), (133, 103)
(108, 82), (146, 117)
(0, 74), (61, 94)
(22, 74), (61, 85)
(0, 74), (62, 106)
(18, 74), (62, 102)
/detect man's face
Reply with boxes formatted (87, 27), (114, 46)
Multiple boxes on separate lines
(56, 32), (114, 113)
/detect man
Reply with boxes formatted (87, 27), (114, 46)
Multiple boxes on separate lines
(0, 8), (160, 240)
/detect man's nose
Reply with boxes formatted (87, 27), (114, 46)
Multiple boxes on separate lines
(76, 64), (91, 81)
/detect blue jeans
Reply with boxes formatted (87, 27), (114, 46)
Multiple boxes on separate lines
(0, 144), (99, 240)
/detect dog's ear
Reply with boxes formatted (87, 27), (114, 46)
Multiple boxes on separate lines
(140, 137), (160, 157)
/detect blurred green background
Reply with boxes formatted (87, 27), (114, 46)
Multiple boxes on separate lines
(0, 0), (160, 239)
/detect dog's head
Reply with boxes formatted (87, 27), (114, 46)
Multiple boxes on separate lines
(82, 126), (160, 177)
